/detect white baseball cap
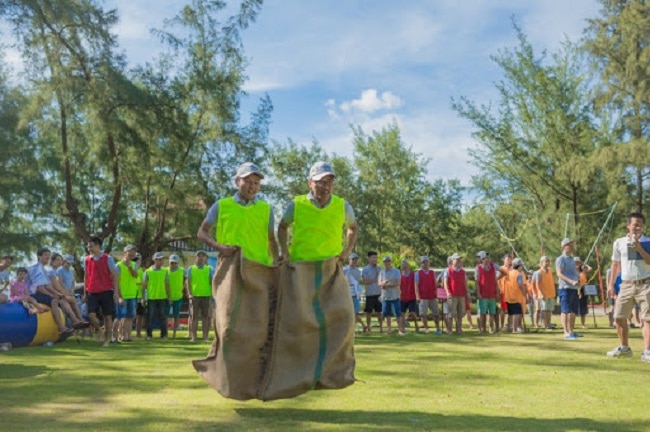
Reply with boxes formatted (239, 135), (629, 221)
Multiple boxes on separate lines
(309, 161), (335, 181)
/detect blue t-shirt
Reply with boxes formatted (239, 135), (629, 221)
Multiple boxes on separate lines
(555, 253), (579, 289)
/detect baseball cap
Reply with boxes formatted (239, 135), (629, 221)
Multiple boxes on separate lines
(420, 256), (430, 263)
(540, 255), (549, 262)
(64, 255), (75, 263)
(135, 253), (142, 259)
(574, 256), (582, 263)
(123, 244), (136, 252)
(401, 259), (409, 265)
(382, 255), (392, 262)
(513, 258), (523, 267)
(169, 254), (180, 263)
(309, 161), (335, 181)
(476, 251), (488, 260)
(349, 253), (359, 259)
(561, 237), (573, 247)
(235, 162), (264, 179)
(451, 253), (462, 260)
(153, 252), (164, 260)
(195, 250), (208, 257)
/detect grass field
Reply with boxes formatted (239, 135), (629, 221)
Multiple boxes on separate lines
(2, 317), (649, 432)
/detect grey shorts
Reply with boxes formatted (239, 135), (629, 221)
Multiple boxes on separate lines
(418, 299), (439, 317)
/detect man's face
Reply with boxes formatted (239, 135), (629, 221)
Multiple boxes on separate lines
(153, 258), (163, 268)
(453, 258), (462, 267)
(542, 259), (550, 270)
(481, 257), (490, 266)
(236, 174), (262, 202)
(170, 261), (178, 269)
(51, 256), (62, 267)
(400, 261), (409, 272)
(349, 257), (358, 267)
(383, 259), (392, 270)
(125, 249), (136, 260)
(87, 241), (100, 255)
(503, 256), (513, 266)
(563, 243), (574, 254)
(308, 175), (334, 203)
(368, 255), (378, 266)
(39, 251), (51, 265)
(1, 257), (12, 268)
(196, 255), (205, 265)
(627, 217), (644, 238)
(420, 260), (430, 270)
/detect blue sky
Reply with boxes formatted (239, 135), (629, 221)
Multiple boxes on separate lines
(3, 0), (602, 186)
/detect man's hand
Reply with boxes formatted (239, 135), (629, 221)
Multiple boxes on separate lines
(218, 245), (238, 257)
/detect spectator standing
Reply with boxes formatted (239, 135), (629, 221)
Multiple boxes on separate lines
(606, 212), (650, 361)
(556, 238), (581, 340)
(378, 256), (401, 334)
(362, 251), (383, 333)
(415, 256), (439, 334)
(143, 252), (171, 340)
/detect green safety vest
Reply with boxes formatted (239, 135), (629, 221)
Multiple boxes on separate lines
(167, 267), (184, 301)
(190, 265), (212, 297)
(145, 267), (167, 300)
(117, 261), (138, 300)
(216, 197), (272, 265)
(290, 194), (346, 262)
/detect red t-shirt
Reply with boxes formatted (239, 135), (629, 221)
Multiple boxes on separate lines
(477, 263), (498, 299)
(400, 271), (416, 301)
(447, 266), (467, 297)
(85, 254), (113, 294)
(417, 269), (437, 300)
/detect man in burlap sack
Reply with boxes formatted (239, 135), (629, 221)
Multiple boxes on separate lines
(193, 162), (279, 400)
(271, 161), (358, 400)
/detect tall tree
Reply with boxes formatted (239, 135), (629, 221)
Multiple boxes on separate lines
(1, 0), (136, 250)
(584, 0), (650, 214)
(452, 23), (611, 262)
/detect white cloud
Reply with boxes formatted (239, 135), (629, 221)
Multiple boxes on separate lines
(339, 89), (402, 114)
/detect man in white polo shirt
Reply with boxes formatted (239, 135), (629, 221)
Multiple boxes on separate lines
(607, 212), (650, 361)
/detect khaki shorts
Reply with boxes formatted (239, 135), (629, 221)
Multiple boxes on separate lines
(448, 296), (465, 319)
(192, 296), (212, 317)
(613, 280), (650, 321)
(418, 299), (439, 317)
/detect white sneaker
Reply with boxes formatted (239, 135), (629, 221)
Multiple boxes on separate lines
(641, 351), (650, 363)
(607, 346), (632, 357)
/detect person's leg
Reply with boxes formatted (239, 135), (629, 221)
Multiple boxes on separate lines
(146, 301), (155, 339)
(455, 298), (464, 333)
(160, 302), (169, 339)
(418, 301), (429, 332)
(201, 299), (210, 340)
(104, 315), (113, 347)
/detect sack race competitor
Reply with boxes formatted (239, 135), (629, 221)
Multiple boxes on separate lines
(192, 250), (355, 401)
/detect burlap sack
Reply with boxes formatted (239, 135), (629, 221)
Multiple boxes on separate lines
(193, 251), (356, 401)
(192, 250), (277, 401)
(259, 257), (356, 400)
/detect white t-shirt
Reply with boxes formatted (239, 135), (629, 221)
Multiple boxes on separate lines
(611, 235), (650, 281)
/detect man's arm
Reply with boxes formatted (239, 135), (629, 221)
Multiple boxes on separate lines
(556, 259), (578, 286)
(165, 279), (171, 304)
(268, 230), (280, 264)
(112, 267), (122, 303)
(141, 277), (148, 305)
(607, 261), (621, 299)
(277, 220), (290, 260)
(340, 222), (358, 261)
(197, 219), (237, 256)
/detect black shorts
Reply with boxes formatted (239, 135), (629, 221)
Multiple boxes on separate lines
(506, 302), (523, 315)
(32, 292), (53, 306)
(400, 299), (418, 314)
(364, 295), (382, 313)
(136, 302), (146, 316)
(88, 290), (116, 317)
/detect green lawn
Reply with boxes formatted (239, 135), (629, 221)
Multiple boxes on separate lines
(2, 318), (648, 432)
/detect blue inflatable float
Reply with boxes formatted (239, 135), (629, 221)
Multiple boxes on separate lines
(0, 302), (68, 347)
